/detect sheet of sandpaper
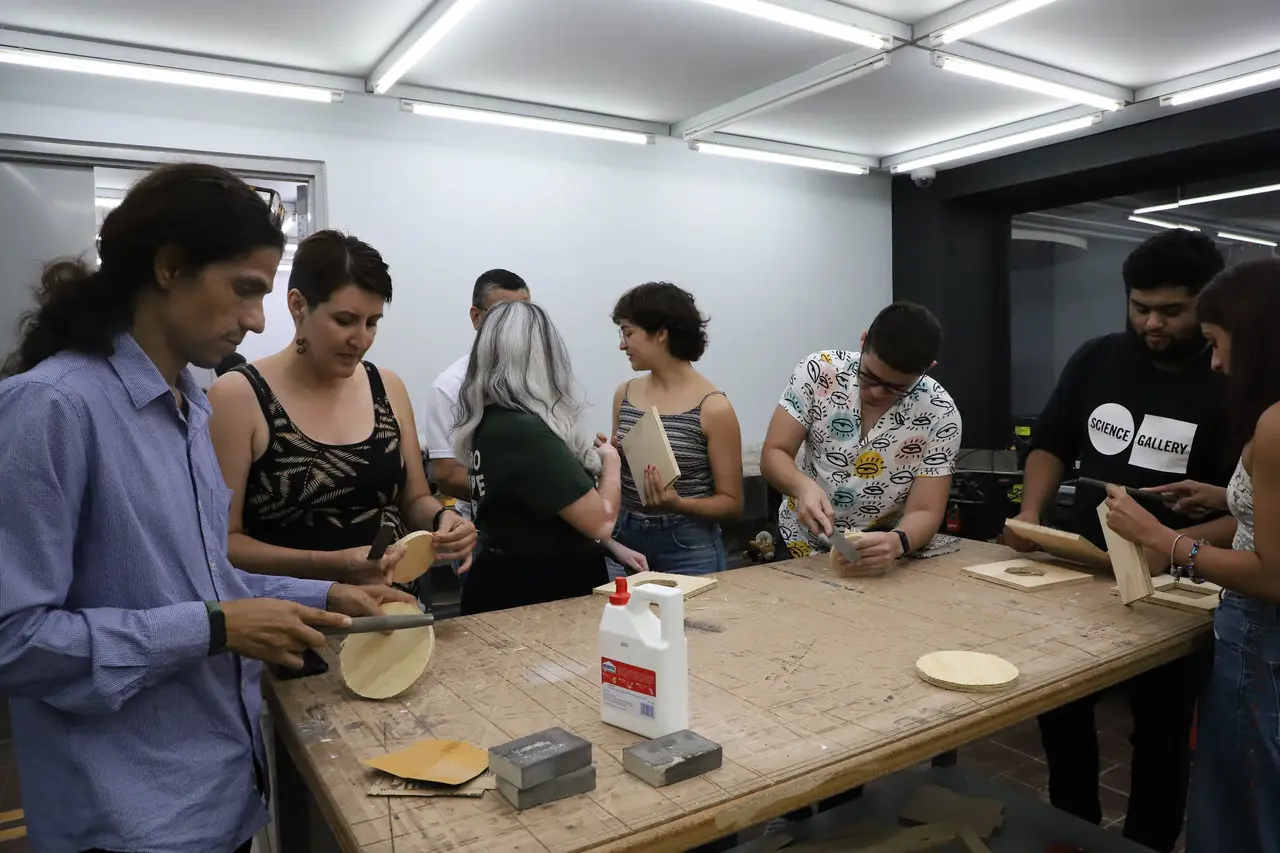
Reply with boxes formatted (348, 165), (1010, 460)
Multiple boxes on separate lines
(363, 739), (489, 786)
(367, 772), (496, 798)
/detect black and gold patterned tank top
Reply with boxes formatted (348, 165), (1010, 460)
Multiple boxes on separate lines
(234, 362), (407, 552)
(615, 383), (725, 514)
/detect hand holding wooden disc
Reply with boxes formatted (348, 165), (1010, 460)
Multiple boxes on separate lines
(340, 601), (435, 699)
(392, 531), (436, 584)
(916, 650), (1018, 693)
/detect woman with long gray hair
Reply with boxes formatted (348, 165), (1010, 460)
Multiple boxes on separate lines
(452, 300), (625, 614)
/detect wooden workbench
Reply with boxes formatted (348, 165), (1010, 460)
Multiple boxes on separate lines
(264, 539), (1210, 853)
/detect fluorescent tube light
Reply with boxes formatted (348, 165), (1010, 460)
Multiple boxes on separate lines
(1128, 215), (1199, 231)
(1133, 182), (1280, 215)
(693, 142), (869, 174)
(1218, 231), (1278, 247)
(371, 0), (486, 94)
(1132, 202), (1181, 214)
(890, 113), (1101, 173)
(406, 102), (651, 144)
(936, 55), (1124, 111)
(0, 47), (340, 102)
(1163, 65), (1280, 107)
(95, 197), (121, 209)
(693, 0), (889, 49)
(936, 0), (1062, 44)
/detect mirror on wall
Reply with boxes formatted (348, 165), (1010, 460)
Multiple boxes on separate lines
(1008, 171), (1280, 419)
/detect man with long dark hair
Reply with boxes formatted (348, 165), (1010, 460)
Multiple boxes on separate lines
(1005, 229), (1238, 851)
(0, 164), (412, 852)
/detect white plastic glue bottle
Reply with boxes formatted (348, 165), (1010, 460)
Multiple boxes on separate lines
(599, 576), (689, 739)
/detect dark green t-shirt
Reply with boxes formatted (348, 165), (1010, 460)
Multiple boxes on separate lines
(469, 405), (599, 560)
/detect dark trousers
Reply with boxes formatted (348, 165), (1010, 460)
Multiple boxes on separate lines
(84, 844), (251, 853)
(1037, 649), (1210, 852)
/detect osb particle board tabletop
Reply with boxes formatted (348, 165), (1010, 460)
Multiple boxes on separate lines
(264, 540), (1210, 853)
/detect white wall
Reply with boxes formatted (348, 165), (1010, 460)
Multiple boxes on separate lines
(0, 65), (892, 446)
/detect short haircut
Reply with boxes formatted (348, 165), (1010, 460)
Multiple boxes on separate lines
(1122, 229), (1224, 295)
(471, 268), (528, 310)
(290, 230), (392, 306)
(863, 301), (943, 374)
(611, 281), (710, 362)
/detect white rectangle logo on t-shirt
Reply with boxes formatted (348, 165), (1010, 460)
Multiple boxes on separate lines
(1128, 414), (1197, 474)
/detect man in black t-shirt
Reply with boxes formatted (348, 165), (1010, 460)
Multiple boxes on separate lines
(1005, 230), (1238, 852)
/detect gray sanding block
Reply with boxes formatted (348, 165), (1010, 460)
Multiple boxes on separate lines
(622, 729), (723, 787)
(488, 726), (591, 790)
(497, 764), (596, 810)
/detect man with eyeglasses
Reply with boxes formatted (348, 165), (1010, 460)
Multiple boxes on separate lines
(420, 269), (530, 519)
(762, 301), (960, 572)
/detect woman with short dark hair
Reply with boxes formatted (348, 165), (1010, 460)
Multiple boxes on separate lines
(1100, 258), (1280, 851)
(209, 230), (475, 587)
(608, 282), (743, 577)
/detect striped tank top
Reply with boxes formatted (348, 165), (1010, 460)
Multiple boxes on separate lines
(616, 383), (725, 513)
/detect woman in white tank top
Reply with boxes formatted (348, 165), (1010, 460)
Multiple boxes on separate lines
(1097, 259), (1280, 852)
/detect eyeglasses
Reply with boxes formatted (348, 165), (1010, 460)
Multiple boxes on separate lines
(245, 184), (287, 229)
(857, 364), (923, 398)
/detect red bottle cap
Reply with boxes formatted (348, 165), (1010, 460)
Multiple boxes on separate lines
(609, 576), (630, 606)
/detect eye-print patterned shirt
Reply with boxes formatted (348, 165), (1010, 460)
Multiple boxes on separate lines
(776, 350), (962, 559)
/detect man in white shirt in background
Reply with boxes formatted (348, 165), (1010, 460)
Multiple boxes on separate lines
(420, 269), (531, 526)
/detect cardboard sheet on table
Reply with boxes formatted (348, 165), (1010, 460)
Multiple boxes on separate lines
(363, 739), (489, 786)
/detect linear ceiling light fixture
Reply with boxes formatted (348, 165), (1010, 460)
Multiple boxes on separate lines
(692, 141), (869, 174)
(0, 46), (341, 102)
(1218, 231), (1278, 247)
(404, 101), (652, 144)
(934, 54), (1124, 111)
(890, 113), (1101, 173)
(692, 0), (890, 49)
(371, 0), (486, 94)
(1162, 64), (1280, 107)
(934, 0), (1062, 45)
(1127, 215), (1199, 231)
(1133, 182), (1280, 214)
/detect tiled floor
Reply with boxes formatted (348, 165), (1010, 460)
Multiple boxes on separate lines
(0, 688), (1182, 852)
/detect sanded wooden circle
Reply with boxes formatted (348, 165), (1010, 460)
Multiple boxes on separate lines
(340, 601), (435, 700)
(392, 531), (436, 584)
(915, 650), (1019, 693)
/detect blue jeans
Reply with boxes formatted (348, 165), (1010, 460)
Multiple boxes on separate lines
(606, 510), (726, 578)
(1187, 590), (1280, 853)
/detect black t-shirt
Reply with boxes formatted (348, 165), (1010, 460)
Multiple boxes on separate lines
(468, 405), (599, 559)
(1031, 333), (1230, 549)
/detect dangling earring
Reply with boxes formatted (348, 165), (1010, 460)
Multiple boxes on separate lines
(295, 337), (308, 355)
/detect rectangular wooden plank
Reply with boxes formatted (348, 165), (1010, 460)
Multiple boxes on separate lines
(593, 571), (717, 600)
(620, 406), (680, 506)
(1096, 501), (1155, 605)
(962, 558), (1092, 592)
(1003, 517), (1108, 567)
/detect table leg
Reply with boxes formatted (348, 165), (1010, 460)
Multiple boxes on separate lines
(274, 728), (311, 853)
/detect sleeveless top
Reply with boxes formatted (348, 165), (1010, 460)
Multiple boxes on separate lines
(1227, 457), (1255, 553)
(234, 362), (407, 552)
(615, 382), (724, 513)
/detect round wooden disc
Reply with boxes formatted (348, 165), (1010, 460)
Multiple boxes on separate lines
(392, 531), (436, 584)
(340, 601), (435, 700)
(915, 650), (1019, 693)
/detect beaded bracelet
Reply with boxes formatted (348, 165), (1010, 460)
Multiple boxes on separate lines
(1184, 539), (1208, 585)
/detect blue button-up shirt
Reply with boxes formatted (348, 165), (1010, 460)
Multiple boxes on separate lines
(0, 335), (333, 853)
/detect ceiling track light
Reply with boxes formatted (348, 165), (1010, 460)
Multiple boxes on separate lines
(0, 46), (342, 102)
(889, 113), (1102, 173)
(402, 100), (653, 145)
(1127, 215), (1199, 231)
(1218, 231), (1278, 248)
(370, 0), (486, 94)
(691, 141), (870, 174)
(1133, 182), (1280, 215)
(1162, 65), (1280, 107)
(934, 0), (1063, 45)
(691, 0), (891, 49)
(934, 54), (1124, 111)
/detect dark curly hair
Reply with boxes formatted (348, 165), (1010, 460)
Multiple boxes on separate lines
(2, 162), (283, 377)
(289, 230), (392, 306)
(864, 301), (943, 374)
(1122, 229), (1224, 295)
(612, 281), (709, 362)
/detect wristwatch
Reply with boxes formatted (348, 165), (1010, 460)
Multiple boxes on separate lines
(431, 506), (455, 532)
(204, 600), (227, 656)
(892, 529), (911, 557)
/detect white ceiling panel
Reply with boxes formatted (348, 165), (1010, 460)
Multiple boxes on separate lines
(727, 45), (1071, 157)
(0, 0), (430, 75)
(399, 0), (858, 124)
(969, 0), (1280, 89)
(831, 0), (963, 24)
